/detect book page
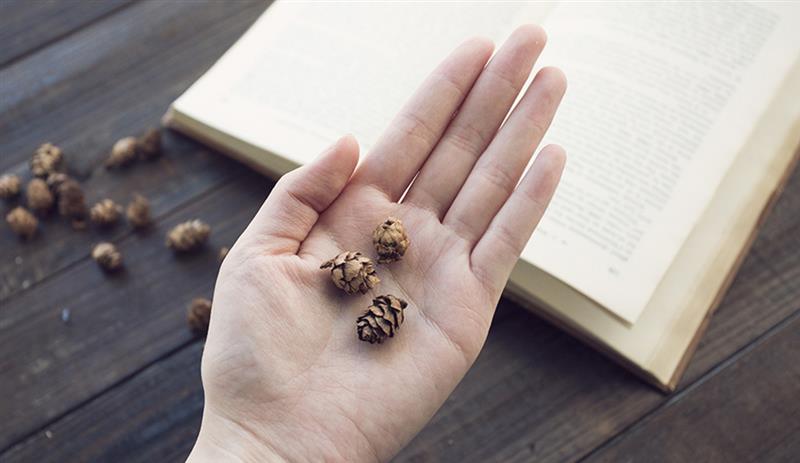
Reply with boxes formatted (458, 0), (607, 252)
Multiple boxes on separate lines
(525, 2), (800, 322)
(173, 2), (550, 167)
(173, 1), (800, 323)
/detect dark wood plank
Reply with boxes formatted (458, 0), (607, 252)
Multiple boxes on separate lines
(0, 0), (269, 300)
(585, 314), (800, 463)
(0, 0), (134, 67)
(2, 342), (205, 463)
(0, 174), (267, 450)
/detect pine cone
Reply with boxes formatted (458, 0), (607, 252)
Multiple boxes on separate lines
(137, 128), (162, 160)
(0, 174), (21, 199)
(126, 193), (151, 229)
(187, 297), (212, 335)
(6, 206), (38, 239)
(218, 246), (229, 263)
(90, 199), (123, 226)
(91, 242), (123, 272)
(57, 179), (87, 228)
(357, 295), (408, 344)
(31, 143), (63, 177)
(166, 219), (210, 252)
(45, 172), (69, 194)
(26, 178), (54, 214)
(372, 217), (409, 263)
(105, 137), (138, 169)
(320, 251), (380, 295)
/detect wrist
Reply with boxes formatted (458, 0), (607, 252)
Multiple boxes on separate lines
(187, 410), (287, 463)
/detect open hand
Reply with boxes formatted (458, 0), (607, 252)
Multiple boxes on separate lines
(190, 24), (566, 463)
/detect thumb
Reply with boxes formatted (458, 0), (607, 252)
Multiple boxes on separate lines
(243, 134), (360, 254)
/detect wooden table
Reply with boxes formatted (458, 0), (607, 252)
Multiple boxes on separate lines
(1, 2), (798, 461)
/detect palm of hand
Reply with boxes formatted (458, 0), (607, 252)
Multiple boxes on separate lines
(197, 25), (566, 463)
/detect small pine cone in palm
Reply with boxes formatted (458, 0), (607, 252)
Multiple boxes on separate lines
(57, 179), (88, 228)
(31, 143), (63, 177)
(126, 193), (151, 229)
(26, 178), (54, 214)
(187, 297), (212, 335)
(6, 206), (38, 239)
(91, 242), (123, 272)
(137, 128), (162, 160)
(372, 217), (409, 263)
(357, 295), (408, 344)
(0, 174), (21, 199)
(105, 137), (138, 169)
(166, 219), (210, 252)
(90, 199), (123, 226)
(320, 251), (380, 295)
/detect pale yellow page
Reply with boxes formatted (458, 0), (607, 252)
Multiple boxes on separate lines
(173, 1), (543, 167)
(526, 2), (800, 322)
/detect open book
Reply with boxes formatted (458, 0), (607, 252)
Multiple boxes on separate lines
(165, 1), (800, 391)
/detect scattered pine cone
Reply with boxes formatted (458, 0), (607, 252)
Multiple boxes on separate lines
(45, 172), (69, 193)
(357, 295), (408, 344)
(105, 137), (138, 169)
(91, 242), (123, 272)
(0, 174), (21, 199)
(31, 143), (63, 177)
(137, 128), (161, 160)
(6, 206), (38, 239)
(126, 193), (151, 229)
(166, 219), (210, 252)
(90, 199), (123, 226)
(187, 297), (212, 335)
(57, 179), (88, 229)
(26, 178), (54, 214)
(372, 217), (409, 263)
(320, 251), (380, 295)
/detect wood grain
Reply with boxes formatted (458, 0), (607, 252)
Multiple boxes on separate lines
(2, 342), (205, 463)
(0, 0), (269, 300)
(0, 175), (267, 450)
(584, 314), (800, 463)
(0, 0), (134, 67)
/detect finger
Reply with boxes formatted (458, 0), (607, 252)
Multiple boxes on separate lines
(243, 135), (359, 255)
(443, 66), (566, 243)
(350, 37), (494, 201)
(404, 25), (546, 218)
(471, 144), (565, 292)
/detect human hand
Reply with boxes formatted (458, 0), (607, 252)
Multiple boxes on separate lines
(189, 24), (566, 463)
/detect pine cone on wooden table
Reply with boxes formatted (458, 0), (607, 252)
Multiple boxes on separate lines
(6, 206), (38, 239)
(320, 251), (380, 295)
(91, 242), (123, 272)
(105, 137), (138, 169)
(45, 172), (69, 194)
(26, 178), (54, 214)
(166, 220), (210, 252)
(90, 199), (123, 226)
(187, 298), (212, 335)
(30, 143), (63, 177)
(357, 295), (408, 344)
(137, 128), (162, 160)
(0, 174), (21, 199)
(126, 194), (151, 229)
(57, 179), (88, 229)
